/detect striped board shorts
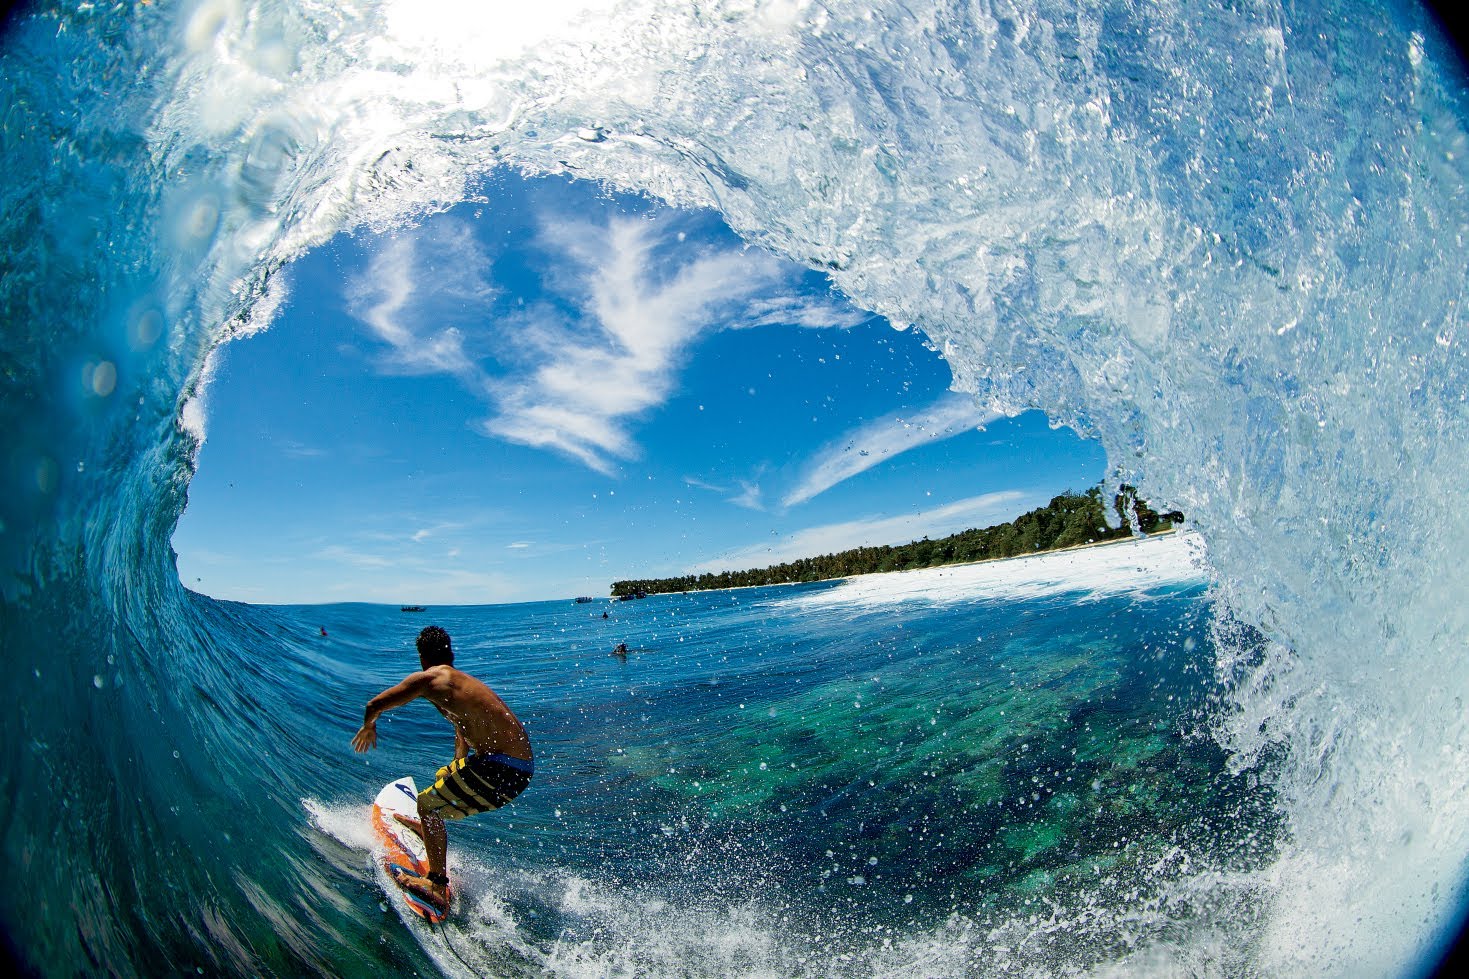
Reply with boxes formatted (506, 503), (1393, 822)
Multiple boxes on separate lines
(418, 752), (534, 820)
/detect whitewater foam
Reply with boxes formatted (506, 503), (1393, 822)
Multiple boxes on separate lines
(309, 793), (801, 978)
(775, 532), (1208, 611)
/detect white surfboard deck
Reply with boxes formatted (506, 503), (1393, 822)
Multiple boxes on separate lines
(370, 776), (451, 923)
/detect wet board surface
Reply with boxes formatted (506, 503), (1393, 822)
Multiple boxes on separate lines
(370, 776), (451, 923)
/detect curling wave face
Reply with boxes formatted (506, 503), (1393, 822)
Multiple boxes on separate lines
(2, 0), (1468, 974)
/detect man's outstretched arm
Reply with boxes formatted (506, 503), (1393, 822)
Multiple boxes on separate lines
(352, 671), (436, 752)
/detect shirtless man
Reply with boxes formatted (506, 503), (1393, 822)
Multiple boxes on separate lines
(351, 625), (533, 912)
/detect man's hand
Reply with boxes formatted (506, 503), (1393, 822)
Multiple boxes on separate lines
(352, 722), (378, 753)
(353, 672), (436, 755)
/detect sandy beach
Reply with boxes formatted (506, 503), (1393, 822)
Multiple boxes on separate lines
(777, 529), (1207, 609)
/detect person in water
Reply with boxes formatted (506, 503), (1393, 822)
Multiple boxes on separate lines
(351, 625), (533, 912)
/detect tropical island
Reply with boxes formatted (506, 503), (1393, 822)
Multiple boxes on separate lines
(610, 486), (1183, 598)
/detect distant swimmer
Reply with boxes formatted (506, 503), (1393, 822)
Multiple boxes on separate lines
(611, 642), (628, 659)
(320, 627), (328, 637)
(352, 625), (534, 913)
(602, 611), (609, 619)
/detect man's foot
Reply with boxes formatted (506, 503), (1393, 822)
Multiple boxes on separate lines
(389, 866), (450, 911)
(392, 812), (424, 840)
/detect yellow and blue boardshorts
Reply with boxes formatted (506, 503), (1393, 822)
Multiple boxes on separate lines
(418, 752), (534, 820)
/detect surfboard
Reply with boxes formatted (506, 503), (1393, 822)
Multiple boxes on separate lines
(370, 776), (452, 923)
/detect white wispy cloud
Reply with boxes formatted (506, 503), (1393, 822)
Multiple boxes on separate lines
(782, 393), (1003, 507)
(344, 221), (496, 386)
(484, 215), (864, 473)
(300, 515), (535, 603)
(313, 543), (396, 570)
(279, 439), (325, 459)
(353, 517), (469, 547)
(342, 210), (863, 476)
(728, 480), (764, 510)
(682, 475), (725, 493)
(743, 296), (871, 330)
(684, 472), (767, 510)
(318, 565), (525, 606)
(689, 490), (1031, 573)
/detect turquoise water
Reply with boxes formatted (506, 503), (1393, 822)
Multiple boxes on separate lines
(4, 0), (1469, 974)
(288, 538), (1266, 976)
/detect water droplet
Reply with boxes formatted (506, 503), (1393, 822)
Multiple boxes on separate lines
(131, 309), (163, 350)
(34, 458), (57, 494)
(91, 361), (117, 397)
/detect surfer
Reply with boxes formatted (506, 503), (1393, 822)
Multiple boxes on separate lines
(351, 625), (534, 913)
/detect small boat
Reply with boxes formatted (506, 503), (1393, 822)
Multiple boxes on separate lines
(400, 605), (426, 613)
(574, 596), (596, 604)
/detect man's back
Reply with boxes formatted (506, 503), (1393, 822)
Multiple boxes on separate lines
(422, 665), (532, 761)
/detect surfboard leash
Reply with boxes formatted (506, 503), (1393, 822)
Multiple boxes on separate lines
(431, 914), (478, 975)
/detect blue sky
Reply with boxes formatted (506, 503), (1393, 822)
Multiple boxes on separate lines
(172, 173), (1106, 605)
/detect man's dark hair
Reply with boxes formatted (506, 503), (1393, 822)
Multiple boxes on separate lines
(417, 626), (453, 667)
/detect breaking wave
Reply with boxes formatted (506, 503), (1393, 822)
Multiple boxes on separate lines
(2, 0), (1468, 974)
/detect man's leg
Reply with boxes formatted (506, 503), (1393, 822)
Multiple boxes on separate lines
(420, 809), (448, 889)
(393, 802), (450, 908)
(393, 813), (423, 839)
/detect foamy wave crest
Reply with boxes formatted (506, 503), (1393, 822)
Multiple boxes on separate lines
(304, 794), (1266, 979)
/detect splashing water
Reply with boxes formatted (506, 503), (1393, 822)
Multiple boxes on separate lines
(2, 0), (1468, 975)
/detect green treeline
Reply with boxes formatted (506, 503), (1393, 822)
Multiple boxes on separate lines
(610, 486), (1183, 598)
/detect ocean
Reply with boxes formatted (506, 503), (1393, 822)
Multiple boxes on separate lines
(309, 535), (1261, 977)
(3, 0), (1469, 976)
